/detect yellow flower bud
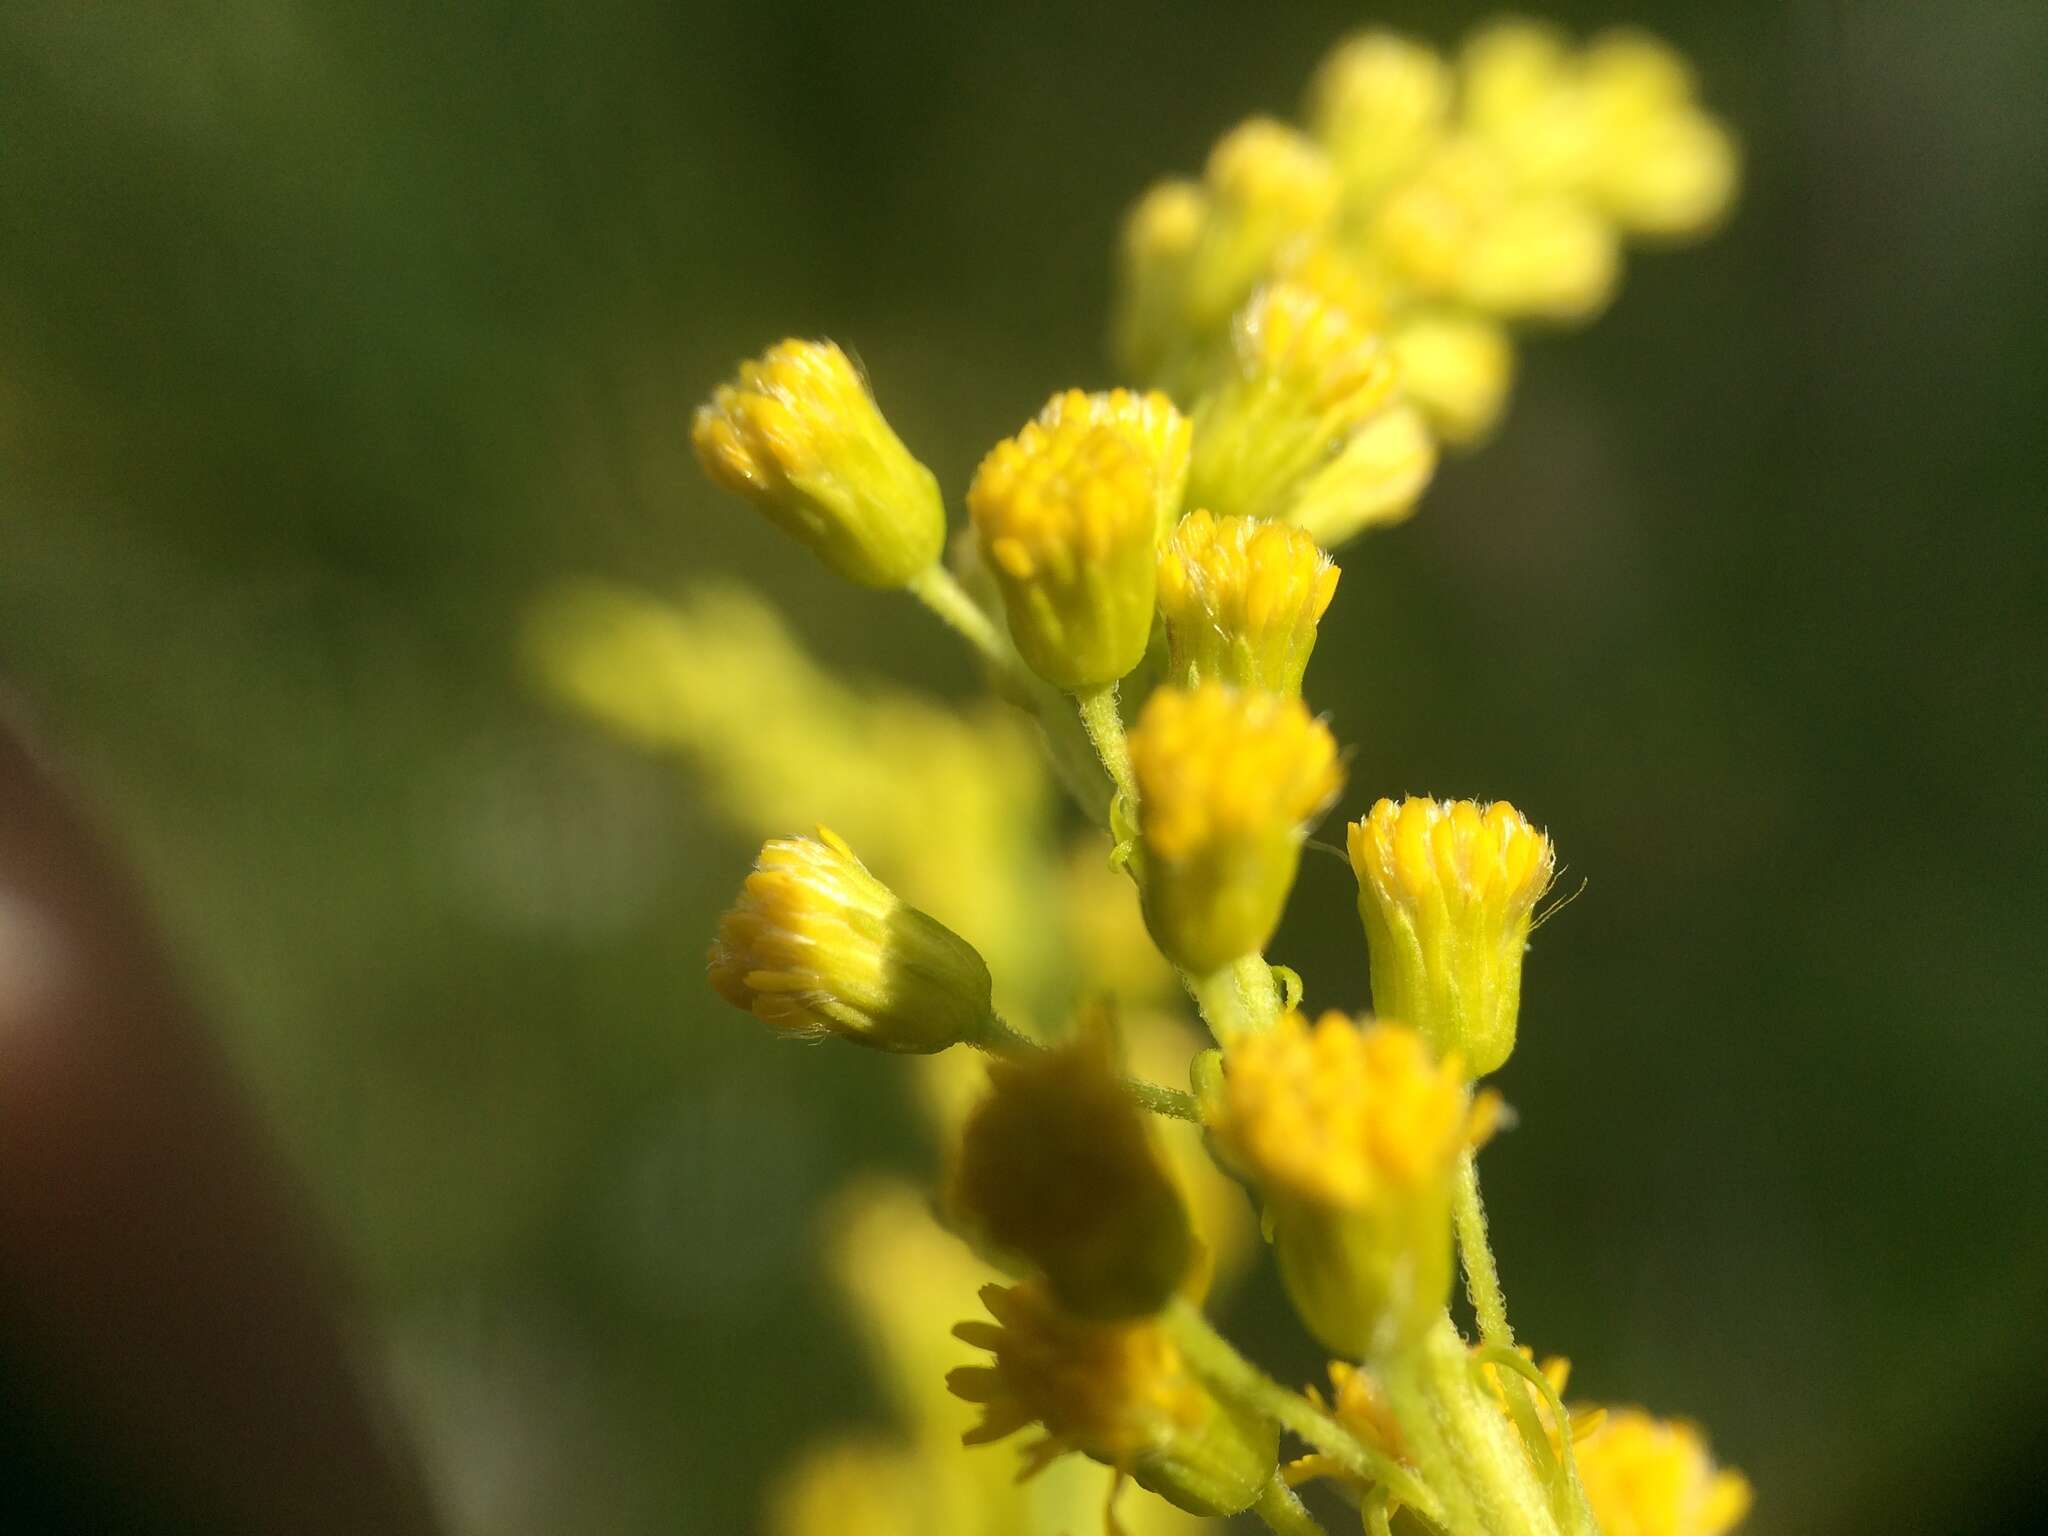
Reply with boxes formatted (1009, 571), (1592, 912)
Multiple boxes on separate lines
(1034, 387), (1192, 542)
(1210, 1012), (1476, 1358)
(1348, 797), (1556, 1076)
(692, 340), (945, 587)
(1371, 139), (1512, 300)
(1282, 402), (1439, 547)
(1186, 283), (1400, 525)
(709, 827), (993, 1053)
(1458, 195), (1620, 321)
(1113, 178), (1208, 380)
(1180, 119), (1342, 336)
(1573, 1409), (1753, 1536)
(950, 1281), (1277, 1516)
(1578, 30), (1737, 238)
(1157, 510), (1339, 695)
(1390, 310), (1516, 446)
(948, 1024), (1193, 1320)
(1128, 684), (1342, 974)
(967, 401), (1162, 690)
(1306, 32), (1453, 203)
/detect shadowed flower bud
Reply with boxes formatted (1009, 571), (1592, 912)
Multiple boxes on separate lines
(1157, 511), (1339, 694)
(1211, 1012), (1479, 1359)
(1348, 797), (1556, 1076)
(1186, 284), (1400, 526)
(1390, 311), (1516, 446)
(709, 828), (993, 1053)
(1282, 401), (1440, 547)
(692, 340), (945, 587)
(948, 1024), (1193, 1319)
(1573, 1409), (1753, 1536)
(968, 401), (1162, 690)
(1113, 178), (1209, 380)
(1034, 387), (1192, 542)
(1129, 684), (1342, 974)
(950, 1281), (1277, 1516)
(1306, 31), (1452, 204)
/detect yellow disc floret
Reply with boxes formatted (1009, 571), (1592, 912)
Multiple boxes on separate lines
(1129, 684), (1342, 973)
(1349, 797), (1556, 1077)
(1186, 283), (1401, 526)
(692, 339), (945, 588)
(1034, 386), (1192, 541)
(1210, 1012), (1476, 1357)
(709, 827), (993, 1053)
(1157, 510), (1339, 695)
(1573, 1409), (1753, 1536)
(968, 402), (1162, 690)
(950, 1281), (1276, 1515)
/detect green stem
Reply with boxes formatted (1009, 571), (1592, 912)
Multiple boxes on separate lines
(1451, 1151), (1511, 1348)
(970, 1014), (1199, 1121)
(907, 564), (1023, 683)
(1187, 954), (1285, 1043)
(1075, 681), (1138, 809)
(1162, 1300), (1446, 1527)
(1384, 1318), (1559, 1536)
(1253, 1474), (1329, 1536)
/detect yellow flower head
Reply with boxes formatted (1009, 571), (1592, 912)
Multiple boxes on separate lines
(709, 827), (993, 1053)
(1210, 1011), (1475, 1358)
(1349, 797), (1556, 1076)
(1128, 684), (1343, 974)
(948, 1023), (1193, 1320)
(1035, 386), (1193, 542)
(1390, 310), (1516, 446)
(1212, 1011), (1470, 1209)
(1281, 401), (1440, 547)
(1113, 178), (1210, 380)
(1186, 282), (1401, 526)
(1580, 32), (1738, 240)
(1573, 1409), (1753, 1536)
(1180, 118), (1342, 335)
(692, 339), (945, 587)
(1157, 510), (1339, 695)
(950, 1281), (1276, 1516)
(968, 401), (1162, 690)
(1306, 31), (1453, 204)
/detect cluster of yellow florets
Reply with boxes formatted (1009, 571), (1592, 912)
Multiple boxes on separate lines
(1118, 17), (1738, 447)
(590, 12), (1759, 1536)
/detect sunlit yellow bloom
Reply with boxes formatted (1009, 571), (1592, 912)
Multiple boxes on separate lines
(1348, 797), (1556, 1077)
(949, 1024), (1193, 1319)
(1306, 31), (1452, 205)
(1282, 401), (1439, 547)
(1157, 510), (1338, 694)
(692, 339), (945, 587)
(950, 1282), (1276, 1515)
(709, 827), (993, 1053)
(1389, 310), (1516, 446)
(1186, 283), (1400, 526)
(1211, 1012), (1475, 1357)
(1459, 194), (1619, 321)
(1034, 386), (1192, 541)
(1128, 684), (1342, 973)
(1180, 118), (1342, 336)
(968, 403), (1161, 690)
(1573, 1409), (1753, 1536)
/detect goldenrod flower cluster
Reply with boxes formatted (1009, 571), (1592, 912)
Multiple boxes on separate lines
(1118, 17), (1737, 448)
(536, 13), (1750, 1536)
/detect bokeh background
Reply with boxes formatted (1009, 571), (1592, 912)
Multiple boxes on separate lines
(4, 1), (2045, 1531)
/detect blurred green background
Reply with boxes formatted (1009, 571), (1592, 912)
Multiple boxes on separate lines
(4, 1), (2045, 1531)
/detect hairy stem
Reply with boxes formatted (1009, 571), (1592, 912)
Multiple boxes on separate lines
(1075, 681), (1138, 810)
(1163, 1300), (1447, 1527)
(1451, 1151), (1511, 1347)
(1253, 1473), (1330, 1536)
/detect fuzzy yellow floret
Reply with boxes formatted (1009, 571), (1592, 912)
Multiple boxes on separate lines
(1157, 510), (1338, 694)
